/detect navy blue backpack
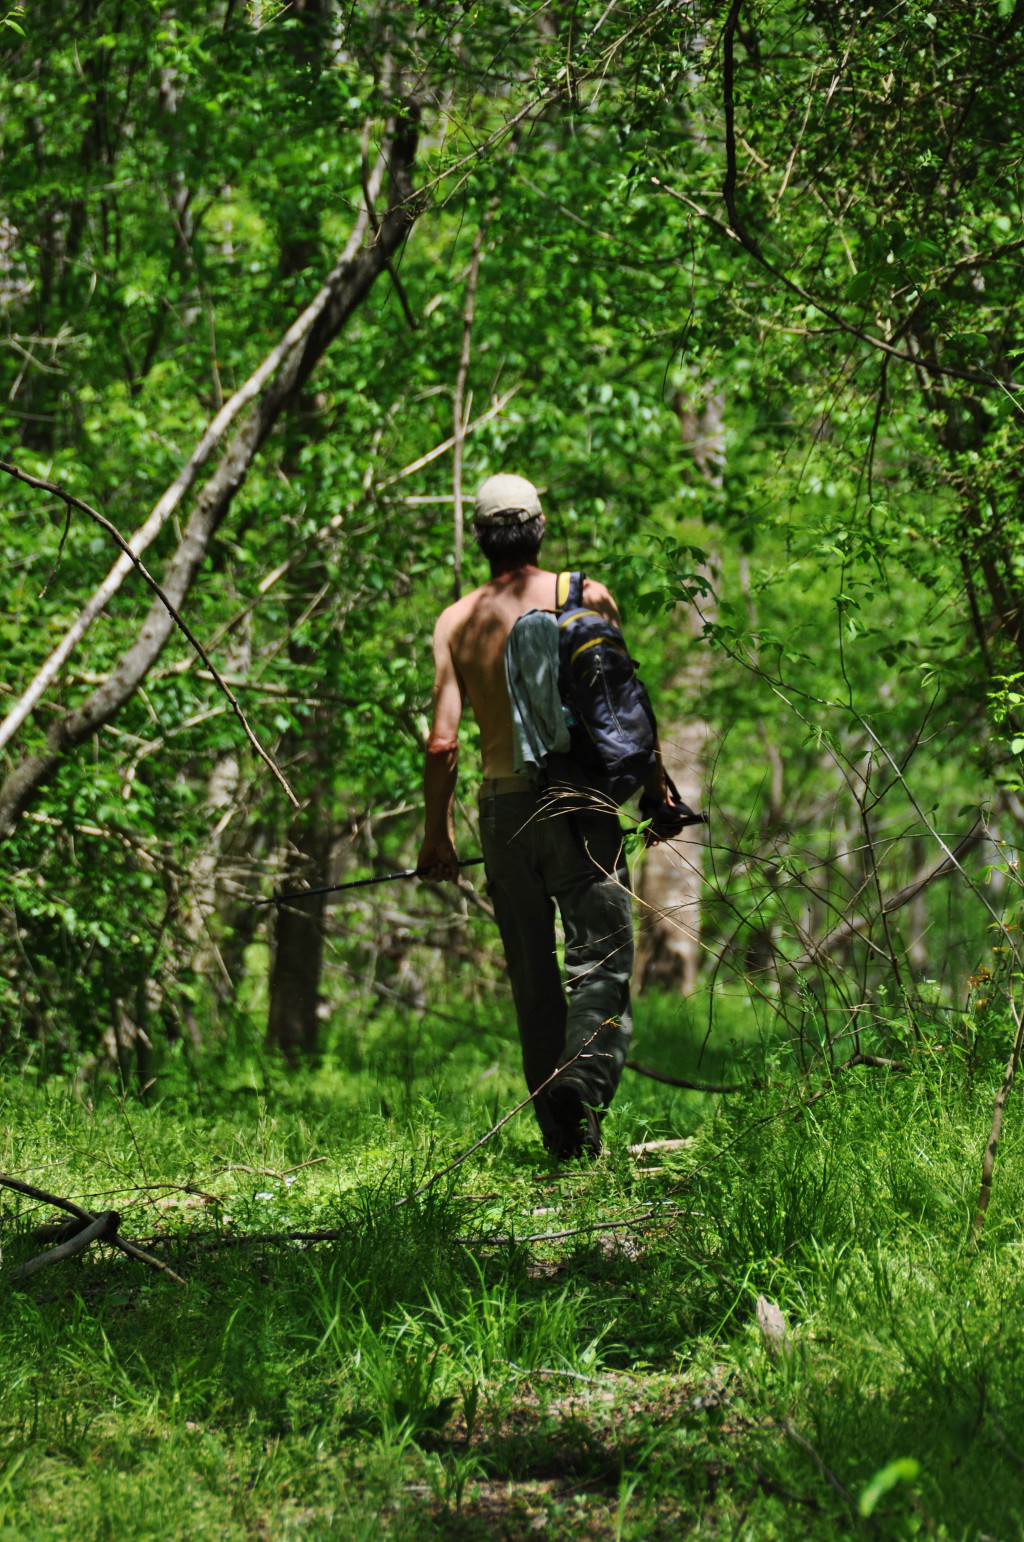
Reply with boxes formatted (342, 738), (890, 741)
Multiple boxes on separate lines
(554, 570), (659, 805)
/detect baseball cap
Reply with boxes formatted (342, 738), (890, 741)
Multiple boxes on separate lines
(473, 474), (543, 527)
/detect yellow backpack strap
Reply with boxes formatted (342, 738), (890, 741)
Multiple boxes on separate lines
(556, 571), (572, 610)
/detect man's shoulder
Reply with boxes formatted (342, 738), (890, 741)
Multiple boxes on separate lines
(432, 585), (486, 642)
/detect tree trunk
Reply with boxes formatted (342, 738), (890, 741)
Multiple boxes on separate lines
(264, 489), (337, 1057)
(634, 389), (721, 994)
(634, 660), (710, 994)
(267, 819), (331, 1062)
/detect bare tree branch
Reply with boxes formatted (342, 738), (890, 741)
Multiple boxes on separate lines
(790, 821), (985, 971)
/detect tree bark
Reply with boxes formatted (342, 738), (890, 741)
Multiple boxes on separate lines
(267, 820), (332, 1062)
(634, 390), (721, 993)
(264, 538), (335, 1059)
(0, 111), (422, 841)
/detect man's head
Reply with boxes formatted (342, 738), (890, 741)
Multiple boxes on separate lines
(472, 473), (545, 570)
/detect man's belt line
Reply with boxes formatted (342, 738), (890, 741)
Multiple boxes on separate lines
(478, 774), (536, 798)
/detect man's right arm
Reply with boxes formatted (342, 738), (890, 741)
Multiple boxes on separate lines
(417, 609), (464, 882)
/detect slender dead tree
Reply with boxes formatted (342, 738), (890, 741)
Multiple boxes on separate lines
(0, 109), (423, 841)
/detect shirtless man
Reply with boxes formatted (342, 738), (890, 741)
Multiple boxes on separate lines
(417, 473), (669, 1158)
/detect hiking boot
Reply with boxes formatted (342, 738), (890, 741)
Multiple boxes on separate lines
(547, 1079), (602, 1161)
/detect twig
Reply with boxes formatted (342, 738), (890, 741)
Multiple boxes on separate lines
(377, 386), (521, 488)
(109, 1235), (187, 1285)
(361, 119), (418, 330)
(38, 502), (72, 597)
(456, 1204), (689, 1248)
(797, 1050), (908, 1112)
(627, 1137), (694, 1157)
(455, 870), (495, 921)
(752, 1465), (822, 1512)
(780, 1420), (856, 1511)
(790, 819), (984, 970)
(624, 1059), (741, 1093)
(392, 1031), (605, 1211)
(210, 1158), (329, 1181)
(0, 461), (299, 808)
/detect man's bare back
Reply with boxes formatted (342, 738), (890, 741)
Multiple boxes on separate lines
(434, 566), (621, 778)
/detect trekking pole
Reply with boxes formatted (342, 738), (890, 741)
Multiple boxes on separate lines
(253, 857), (485, 908)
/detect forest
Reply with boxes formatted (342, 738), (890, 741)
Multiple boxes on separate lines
(1, 0), (1023, 1536)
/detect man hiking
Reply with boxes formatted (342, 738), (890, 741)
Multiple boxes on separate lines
(417, 473), (678, 1159)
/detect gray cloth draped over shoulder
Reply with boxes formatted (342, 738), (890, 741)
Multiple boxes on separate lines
(504, 609), (571, 777)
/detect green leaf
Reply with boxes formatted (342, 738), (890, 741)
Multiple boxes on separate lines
(945, 331), (988, 353)
(845, 270), (875, 302)
(858, 1458), (920, 1517)
(635, 590), (665, 615)
(895, 237), (943, 264)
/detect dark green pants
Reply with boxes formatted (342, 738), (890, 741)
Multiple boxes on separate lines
(477, 785), (633, 1143)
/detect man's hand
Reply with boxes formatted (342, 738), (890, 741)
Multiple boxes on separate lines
(638, 773), (705, 846)
(417, 834), (460, 882)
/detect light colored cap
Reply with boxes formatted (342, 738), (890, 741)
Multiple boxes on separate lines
(473, 473), (543, 527)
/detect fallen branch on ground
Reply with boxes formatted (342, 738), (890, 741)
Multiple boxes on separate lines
(780, 1419), (856, 1512)
(137, 1202), (693, 1255)
(798, 1051), (908, 1112)
(455, 1203), (692, 1248)
(628, 1137), (695, 1157)
(0, 1173), (187, 1286)
(9, 1211), (120, 1281)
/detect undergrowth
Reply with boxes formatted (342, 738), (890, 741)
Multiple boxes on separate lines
(1, 992), (1023, 1540)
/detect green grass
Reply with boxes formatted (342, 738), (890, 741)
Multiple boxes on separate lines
(2, 994), (1024, 1540)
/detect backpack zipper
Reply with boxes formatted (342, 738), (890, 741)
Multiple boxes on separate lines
(596, 655), (624, 734)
